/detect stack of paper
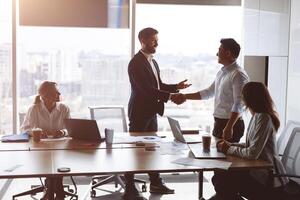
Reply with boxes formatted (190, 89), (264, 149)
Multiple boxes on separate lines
(1, 133), (29, 142)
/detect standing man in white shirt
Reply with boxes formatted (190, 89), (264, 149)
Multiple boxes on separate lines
(172, 38), (249, 142)
(126, 27), (191, 200)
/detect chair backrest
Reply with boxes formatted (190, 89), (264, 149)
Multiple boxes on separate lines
(281, 127), (300, 185)
(277, 120), (300, 156)
(88, 105), (127, 133)
(19, 112), (26, 127)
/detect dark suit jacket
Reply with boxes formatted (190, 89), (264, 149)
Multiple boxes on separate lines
(128, 51), (178, 121)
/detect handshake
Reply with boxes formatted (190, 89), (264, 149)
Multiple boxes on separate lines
(170, 93), (186, 105)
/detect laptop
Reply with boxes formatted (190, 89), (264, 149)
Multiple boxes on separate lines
(64, 118), (105, 142)
(167, 117), (202, 144)
(188, 143), (226, 159)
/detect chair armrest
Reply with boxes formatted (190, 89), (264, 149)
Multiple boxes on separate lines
(273, 173), (300, 179)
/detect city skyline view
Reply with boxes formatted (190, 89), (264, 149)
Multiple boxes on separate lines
(0, 3), (242, 134)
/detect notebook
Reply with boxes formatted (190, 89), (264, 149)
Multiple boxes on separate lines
(1, 133), (29, 142)
(167, 117), (202, 144)
(188, 143), (226, 159)
(64, 118), (105, 142)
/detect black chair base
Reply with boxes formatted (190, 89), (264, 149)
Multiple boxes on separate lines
(13, 177), (77, 200)
(90, 174), (147, 197)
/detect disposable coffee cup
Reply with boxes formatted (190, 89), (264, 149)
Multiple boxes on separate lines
(202, 134), (211, 152)
(32, 128), (42, 142)
(105, 128), (114, 144)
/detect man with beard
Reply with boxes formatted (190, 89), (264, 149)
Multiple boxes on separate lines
(126, 27), (191, 200)
(172, 38), (249, 143)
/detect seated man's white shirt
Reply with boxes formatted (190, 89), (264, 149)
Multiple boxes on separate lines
(21, 101), (70, 133)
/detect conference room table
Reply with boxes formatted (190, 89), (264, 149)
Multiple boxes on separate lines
(0, 131), (273, 200)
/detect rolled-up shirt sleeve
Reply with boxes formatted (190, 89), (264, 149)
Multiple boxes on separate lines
(231, 71), (249, 113)
(20, 106), (36, 133)
(62, 106), (71, 135)
(199, 81), (215, 100)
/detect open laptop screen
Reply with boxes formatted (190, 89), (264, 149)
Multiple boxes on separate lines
(167, 117), (201, 144)
(64, 118), (104, 142)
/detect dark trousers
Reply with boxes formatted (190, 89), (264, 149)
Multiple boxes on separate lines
(126, 115), (161, 187)
(212, 117), (245, 143)
(43, 177), (64, 199)
(212, 170), (281, 200)
(129, 116), (158, 132)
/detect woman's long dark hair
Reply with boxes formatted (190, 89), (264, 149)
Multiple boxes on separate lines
(242, 82), (280, 131)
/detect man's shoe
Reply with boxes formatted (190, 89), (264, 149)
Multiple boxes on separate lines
(123, 186), (147, 200)
(149, 179), (174, 194)
(208, 193), (244, 200)
(207, 194), (222, 200)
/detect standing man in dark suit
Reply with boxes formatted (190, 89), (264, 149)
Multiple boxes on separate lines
(126, 27), (191, 200)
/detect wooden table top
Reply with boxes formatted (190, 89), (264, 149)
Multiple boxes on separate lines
(0, 147), (272, 179)
(0, 131), (272, 179)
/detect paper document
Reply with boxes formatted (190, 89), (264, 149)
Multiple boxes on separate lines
(2, 164), (23, 172)
(1, 133), (29, 142)
(172, 157), (232, 170)
(159, 141), (189, 155)
(113, 136), (161, 144)
(41, 137), (69, 142)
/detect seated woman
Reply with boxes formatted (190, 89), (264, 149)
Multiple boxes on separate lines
(21, 81), (71, 199)
(210, 82), (289, 200)
(21, 81), (70, 138)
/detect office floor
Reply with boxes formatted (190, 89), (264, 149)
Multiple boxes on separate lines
(1, 173), (216, 200)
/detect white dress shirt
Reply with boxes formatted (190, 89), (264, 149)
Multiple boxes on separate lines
(141, 50), (160, 90)
(227, 113), (289, 187)
(199, 61), (249, 119)
(21, 101), (70, 133)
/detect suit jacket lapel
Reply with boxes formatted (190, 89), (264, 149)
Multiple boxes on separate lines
(138, 51), (159, 88)
(152, 59), (161, 82)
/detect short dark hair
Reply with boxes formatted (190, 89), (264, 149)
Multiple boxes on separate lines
(138, 27), (158, 41)
(220, 38), (240, 58)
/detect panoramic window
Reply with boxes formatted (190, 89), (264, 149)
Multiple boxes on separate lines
(17, 27), (131, 130)
(0, 1), (242, 135)
(136, 4), (242, 131)
(0, 0), (13, 134)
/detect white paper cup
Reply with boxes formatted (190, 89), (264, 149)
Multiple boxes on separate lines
(105, 128), (114, 144)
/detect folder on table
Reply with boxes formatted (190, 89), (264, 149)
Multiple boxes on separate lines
(1, 133), (29, 142)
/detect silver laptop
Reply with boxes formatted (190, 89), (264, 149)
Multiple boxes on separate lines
(188, 143), (226, 159)
(64, 118), (105, 142)
(167, 117), (202, 144)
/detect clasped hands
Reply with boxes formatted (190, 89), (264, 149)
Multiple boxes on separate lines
(171, 79), (191, 105)
(46, 130), (65, 138)
(171, 93), (186, 105)
(216, 139), (231, 154)
(40, 130), (65, 138)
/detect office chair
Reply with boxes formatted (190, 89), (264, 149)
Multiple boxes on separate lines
(277, 120), (300, 156)
(19, 112), (26, 127)
(13, 176), (78, 200)
(88, 105), (147, 197)
(271, 127), (300, 200)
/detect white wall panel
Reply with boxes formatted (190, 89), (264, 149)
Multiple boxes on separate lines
(243, 0), (290, 56)
(268, 56), (288, 127)
(287, 0), (300, 122)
